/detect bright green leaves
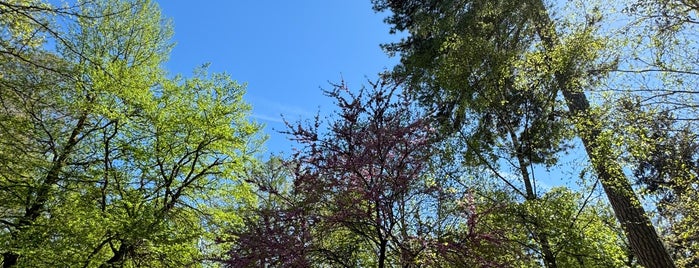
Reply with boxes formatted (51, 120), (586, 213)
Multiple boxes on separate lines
(0, 0), (51, 53)
(374, 0), (679, 266)
(82, 66), (262, 266)
(156, 67), (258, 154)
(516, 188), (632, 267)
(68, 0), (172, 68)
(67, 0), (172, 123)
(0, 0), (262, 267)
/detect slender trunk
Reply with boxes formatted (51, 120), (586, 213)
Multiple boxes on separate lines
(510, 129), (558, 268)
(3, 111), (89, 267)
(378, 239), (387, 268)
(528, 1), (676, 267)
(376, 199), (387, 268)
(538, 234), (557, 268)
(509, 130), (535, 198)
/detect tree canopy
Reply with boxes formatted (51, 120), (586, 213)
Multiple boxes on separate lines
(2, 0), (697, 267)
(1, 0), (261, 267)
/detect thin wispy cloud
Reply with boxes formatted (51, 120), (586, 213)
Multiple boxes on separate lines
(251, 113), (285, 123)
(247, 95), (317, 120)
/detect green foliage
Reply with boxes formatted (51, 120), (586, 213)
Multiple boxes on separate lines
(0, 0), (261, 267)
(373, 0), (687, 266)
(0, 0), (51, 53)
(4, 0), (696, 266)
(460, 176), (634, 267)
(518, 187), (632, 267)
(615, 102), (699, 267)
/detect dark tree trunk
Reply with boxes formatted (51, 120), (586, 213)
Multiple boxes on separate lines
(2, 112), (89, 268)
(538, 234), (557, 268)
(2, 253), (18, 268)
(378, 239), (388, 268)
(529, 1), (676, 266)
(100, 242), (132, 268)
(511, 130), (558, 268)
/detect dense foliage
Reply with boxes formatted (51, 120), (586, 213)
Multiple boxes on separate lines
(1, 0), (260, 267)
(1, 0), (697, 267)
(371, 0), (698, 267)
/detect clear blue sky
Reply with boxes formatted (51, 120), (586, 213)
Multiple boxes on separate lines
(156, 1), (402, 155)
(153, 1), (586, 192)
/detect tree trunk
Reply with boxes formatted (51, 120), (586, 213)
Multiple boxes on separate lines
(378, 239), (387, 268)
(510, 129), (558, 268)
(539, 234), (557, 268)
(100, 242), (132, 268)
(2, 111), (89, 268)
(528, 1), (676, 267)
(2, 253), (18, 268)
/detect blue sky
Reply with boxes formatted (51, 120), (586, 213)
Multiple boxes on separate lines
(156, 1), (402, 154)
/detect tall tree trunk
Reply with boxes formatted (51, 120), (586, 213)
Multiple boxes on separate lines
(378, 239), (387, 268)
(528, 1), (676, 267)
(3, 111), (89, 268)
(510, 129), (558, 268)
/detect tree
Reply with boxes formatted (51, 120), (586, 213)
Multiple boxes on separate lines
(0, 0), (261, 266)
(222, 157), (316, 267)
(285, 79), (440, 268)
(224, 78), (503, 267)
(372, 0), (677, 266)
(609, 2), (699, 266)
(0, 0), (50, 56)
(0, 0), (138, 77)
(621, 107), (699, 267)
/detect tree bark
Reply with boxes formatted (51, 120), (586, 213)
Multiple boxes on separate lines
(538, 234), (557, 268)
(2, 111), (89, 267)
(2, 253), (18, 268)
(510, 129), (558, 268)
(100, 242), (132, 268)
(528, 1), (676, 267)
(378, 239), (387, 268)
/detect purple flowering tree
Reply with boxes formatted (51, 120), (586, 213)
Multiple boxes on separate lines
(223, 77), (502, 267)
(287, 79), (433, 267)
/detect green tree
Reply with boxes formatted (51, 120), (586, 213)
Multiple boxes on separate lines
(372, 0), (678, 266)
(0, 0), (49, 55)
(621, 107), (699, 267)
(0, 0), (133, 75)
(0, 0), (261, 267)
(596, 1), (699, 266)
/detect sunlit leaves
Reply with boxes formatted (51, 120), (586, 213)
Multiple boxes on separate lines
(0, 1), (261, 267)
